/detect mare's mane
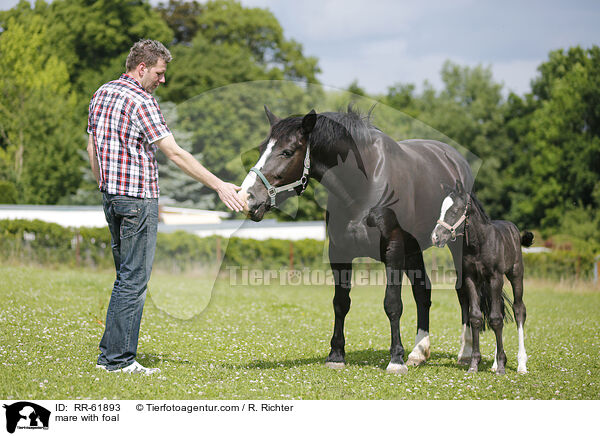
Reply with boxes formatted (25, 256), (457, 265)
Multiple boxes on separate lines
(271, 106), (378, 153)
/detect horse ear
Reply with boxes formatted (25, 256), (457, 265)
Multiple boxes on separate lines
(302, 109), (317, 135)
(440, 182), (452, 195)
(264, 105), (280, 126)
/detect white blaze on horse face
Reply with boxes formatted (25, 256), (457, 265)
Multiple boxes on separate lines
(438, 195), (454, 223)
(240, 138), (277, 193)
(432, 195), (454, 242)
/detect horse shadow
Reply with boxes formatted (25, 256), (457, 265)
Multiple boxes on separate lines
(142, 350), (516, 374)
(229, 349), (387, 371)
(232, 349), (468, 372)
(137, 353), (195, 367)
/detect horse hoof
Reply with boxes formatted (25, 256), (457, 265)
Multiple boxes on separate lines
(517, 367), (528, 375)
(467, 366), (478, 374)
(457, 357), (471, 366)
(386, 363), (408, 375)
(325, 361), (345, 369)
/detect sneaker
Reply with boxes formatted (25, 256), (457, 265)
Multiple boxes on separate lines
(96, 364), (108, 371)
(109, 361), (160, 375)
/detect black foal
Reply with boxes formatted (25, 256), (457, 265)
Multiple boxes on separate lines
(431, 180), (533, 375)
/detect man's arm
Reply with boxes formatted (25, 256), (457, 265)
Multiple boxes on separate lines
(87, 134), (100, 186)
(156, 134), (245, 212)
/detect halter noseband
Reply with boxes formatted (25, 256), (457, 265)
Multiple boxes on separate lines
(249, 145), (311, 207)
(436, 198), (470, 241)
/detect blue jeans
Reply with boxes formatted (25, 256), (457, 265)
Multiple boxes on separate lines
(97, 193), (158, 370)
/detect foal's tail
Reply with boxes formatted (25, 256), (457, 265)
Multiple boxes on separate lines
(479, 286), (514, 330)
(521, 231), (534, 247)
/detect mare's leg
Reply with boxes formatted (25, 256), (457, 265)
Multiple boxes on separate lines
(325, 261), (353, 369)
(382, 228), (408, 374)
(449, 240), (471, 364)
(508, 265), (528, 374)
(465, 276), (482, 373)
(404, 238), (432, 366)
(489, 274), (507, 375)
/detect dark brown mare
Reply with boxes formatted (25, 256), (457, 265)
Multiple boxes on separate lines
(241, 107), (474, 373)
(431, 179), (532, 374)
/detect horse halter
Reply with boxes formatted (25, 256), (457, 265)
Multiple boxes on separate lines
(436, 198), (470, 241)
(249, 145), (311, 207)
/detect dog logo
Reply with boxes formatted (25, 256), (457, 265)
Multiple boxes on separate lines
(3, 402), (50, 434)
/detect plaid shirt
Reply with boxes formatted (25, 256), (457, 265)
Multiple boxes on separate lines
(87, 74), (171, 198)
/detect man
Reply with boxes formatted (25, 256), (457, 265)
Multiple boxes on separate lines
(87, 39), (246, 375)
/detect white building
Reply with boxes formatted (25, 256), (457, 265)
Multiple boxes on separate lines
(0, 205), (326, 240)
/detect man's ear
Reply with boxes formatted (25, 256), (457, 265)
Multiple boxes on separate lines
(264, 105), (280, 126)
(136, 62), (147, 77)
(302, 109), (317, 136)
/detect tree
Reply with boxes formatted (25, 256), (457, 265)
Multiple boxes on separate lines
(156, 0), (320, 103)
(156, 0), (205, 45)
(0, 0), (174, 97)
(0, 15), (82, 204)
(507, 46), (600, 231)
(385, 61), (510, 219)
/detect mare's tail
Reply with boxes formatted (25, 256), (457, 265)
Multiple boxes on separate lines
(479, 286), (514, 330)
(521, 231), (534, 247)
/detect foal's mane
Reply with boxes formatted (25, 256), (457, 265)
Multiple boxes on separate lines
(467, 191), (491, 224)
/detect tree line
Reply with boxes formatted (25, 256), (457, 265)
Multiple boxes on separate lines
(0, 0), (598, 246)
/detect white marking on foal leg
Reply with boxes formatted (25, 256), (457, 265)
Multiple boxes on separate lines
(491, 348), (498, 372)
(406, 329), (430, 366)
(517, 324), (528, 374)
(457, 324), (472, 365)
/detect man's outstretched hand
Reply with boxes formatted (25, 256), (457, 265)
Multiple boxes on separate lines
(217, 182), (246, 212)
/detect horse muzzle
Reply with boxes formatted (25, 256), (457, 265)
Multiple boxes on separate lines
(431, 226), (449, 248)
(241, 188), (270, 222)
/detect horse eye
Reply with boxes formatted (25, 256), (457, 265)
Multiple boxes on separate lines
(281, 149), (294, 158)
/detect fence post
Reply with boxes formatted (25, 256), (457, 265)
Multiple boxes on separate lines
(75, 229), (81, 267)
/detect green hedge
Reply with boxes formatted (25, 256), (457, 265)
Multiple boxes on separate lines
(0, 219), (325, 271)
(523, 250), (597, 280)
(0, 219), (596, 280)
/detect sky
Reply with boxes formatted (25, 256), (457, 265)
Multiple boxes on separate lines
(2, 0), (600, 96)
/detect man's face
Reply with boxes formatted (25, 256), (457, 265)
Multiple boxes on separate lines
(140, 58), (167, 93)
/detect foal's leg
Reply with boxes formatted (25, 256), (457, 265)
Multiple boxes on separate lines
(489, 274), (507, 375)
(464, 277), (482, 373)
(382, 229), (408, 374)
(404, 240), (432, 366)
(449, 241), (471, 364)
(325, 261), (353, 369)
(508, 267), (528, 374)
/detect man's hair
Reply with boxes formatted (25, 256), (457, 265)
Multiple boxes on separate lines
(126, 39), (172, 72)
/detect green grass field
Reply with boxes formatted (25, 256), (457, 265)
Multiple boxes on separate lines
(1, 265), (598, 400)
